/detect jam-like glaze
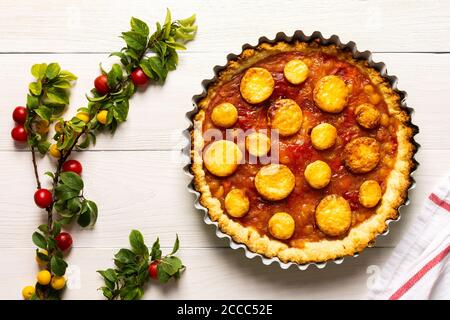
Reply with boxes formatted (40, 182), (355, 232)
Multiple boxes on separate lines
(202, 51), (398, 247)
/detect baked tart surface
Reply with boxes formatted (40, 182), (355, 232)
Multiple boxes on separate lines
(190, 41), (416, 264)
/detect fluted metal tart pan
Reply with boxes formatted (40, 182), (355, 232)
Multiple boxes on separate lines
(183, 31), (420, 270)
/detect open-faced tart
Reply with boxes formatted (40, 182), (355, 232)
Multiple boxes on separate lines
(190, 39), (417, 265)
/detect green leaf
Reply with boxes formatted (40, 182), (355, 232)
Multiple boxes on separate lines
(60, 171), (84, 191)
(46, 63), (61, 79)
(53, 199), (67, 213)
(178, 14), (196, 27)
(124, 48), (139, 63)
(166, 41), (186, 51)
(59, 70), (77, 81)
(157, 265), (170, 283)
(110, 52), (130, 66)
(107, 63), (123, 89)
(44, 171), (55, 179)
(112, 100), (129, 122)
(100, 286), (114, 299)
(67, 197), (82, 214)
(55, 185), (79, 202)
(77, 106), (89, 112)
(150, 237), (162, 260)
(35, 105), (52, 122)
(47, 237), (57, 251)
(171, 234), (180, 254)
(45, 288), (62, 300)
(160, 256), (182, 276)
(137, 267), (149, 283)
(52, 79), (72, 89)
(52, 221), (62, 236)
(156, 22), (162, 33)
(48, 103), (65, 116)
(37, 140), (51, 154)
(153, 41), (167, 58)
(77, 211), (90, 227)
(47, 87), (69, 105)
(30, 294), (39, 300)
(135, 287), (144, 300)
(139, 59), (154, 80)
(163, 8), (172, 39)
(140, 56), (167, 82)
(32, 232), (47, 249)
(120, 286), (140, 300)
(58, 129), (76, 150)
(31, 63), (47, 80)
(129, 230), (148, 255)
(71, 119), (88, 130)
(36, 250), (50, 262)
(175, 25), (198, 41)
(77, 133), (90, 149)
(114, 248), (136, 264)
(86, 93), (107, 103)
(27, 94), (39, 109)
(89, 131), (97, 145)
(103, 277), (116, 291)
(78, 200), (98, 227)
(27, 133), (39, 147)
(98, 268), (117, 283)
(38, 224), (48, 233)
(58, 210), (75, 219)
(165, 49), (178, 71)
(130, 17), (149, 37)
(50, 256), (68, 276)
(29, 81), (42, 95)
(58, 216), (74, 225)
(121, 265), (137, 276)
(121, 31), (147, 51)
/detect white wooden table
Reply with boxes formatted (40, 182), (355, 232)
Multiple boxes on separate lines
(0, 0), (449, 300)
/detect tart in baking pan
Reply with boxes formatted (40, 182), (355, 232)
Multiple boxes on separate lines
(190, 39), (417, 264)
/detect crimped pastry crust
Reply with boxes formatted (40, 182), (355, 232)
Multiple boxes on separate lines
(190, 41), (417, 264)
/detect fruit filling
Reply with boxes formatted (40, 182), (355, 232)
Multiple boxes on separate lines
(201, 50), (398, 247)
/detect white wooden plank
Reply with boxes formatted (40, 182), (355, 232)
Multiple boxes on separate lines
(0, 52), (448, 151)
(6, 247), (391, 300)
(1, 0), (449, 301)
(0, 0), (449, 53)
(0, 149), (445, 249)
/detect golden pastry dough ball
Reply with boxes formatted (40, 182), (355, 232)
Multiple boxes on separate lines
(355, 103), (381, 129)
(211, 102), (238, 128)
(240, 67), (274, 104)
(313, 75), (349, 113)
(315, 195), (352, 236)
(255, 164), (295, 201)
(284, 59), (309, 84)
(203, 140), (242, 177)
(268, 212), (295, 240)
(268, 99), (303, 137)
(246, 132), (271, 157)
(344, 137), (381, 174)
(305, 160), (332, 189)
(311, 123), (337, 150)
(225, 189), (250, 218)
(359, 180), (382, 208)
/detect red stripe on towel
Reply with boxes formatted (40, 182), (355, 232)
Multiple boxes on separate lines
(389, 245), (450, 300)
(429, 193), (450, 212)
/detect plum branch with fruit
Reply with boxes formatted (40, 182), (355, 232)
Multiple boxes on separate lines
(13, 10), (196, 300)
(98, 231), (184, 300)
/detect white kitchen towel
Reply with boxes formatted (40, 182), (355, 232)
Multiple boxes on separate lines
(367, 176), (450, 300)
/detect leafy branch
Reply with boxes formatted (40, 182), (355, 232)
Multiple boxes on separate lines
(22, 64), (77, 300)
(98, 230), (184, 300)
(20, 10), (196, 300)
